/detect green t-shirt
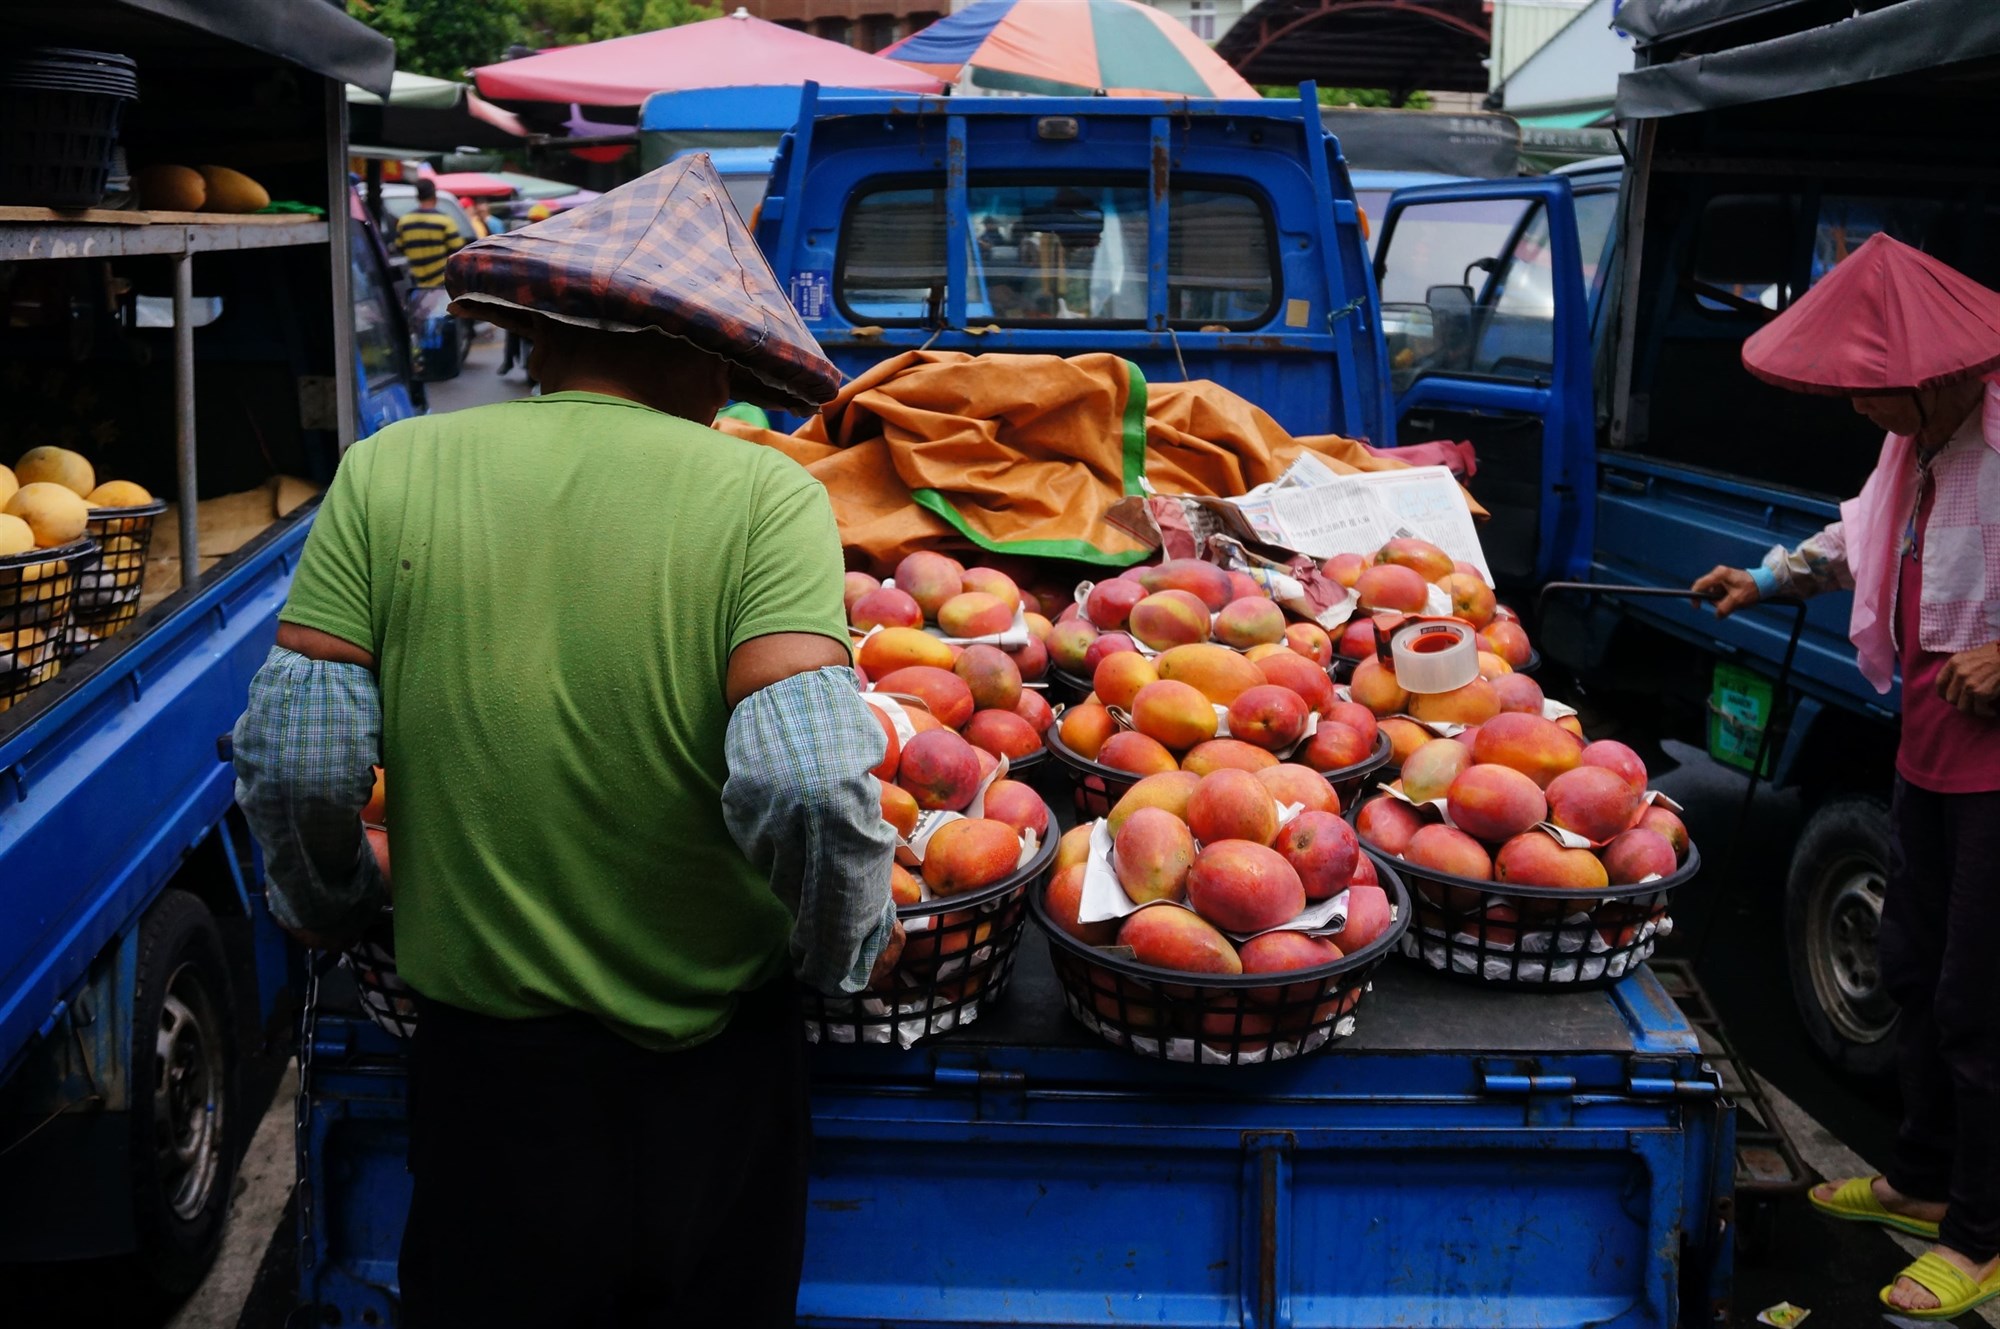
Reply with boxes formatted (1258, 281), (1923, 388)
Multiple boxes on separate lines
(281, 391), (847, 1048)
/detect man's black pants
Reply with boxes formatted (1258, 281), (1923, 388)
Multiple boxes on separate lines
(1882, 779), (2000, 1263)
(398, 981), (810, 1327)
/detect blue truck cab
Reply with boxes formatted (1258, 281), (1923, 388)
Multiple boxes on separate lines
(1367, 0), (1997, 1074)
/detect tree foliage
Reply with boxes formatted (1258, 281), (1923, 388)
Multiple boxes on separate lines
(518, 0), (721, 46)
(1256, 85), (1433, 109)
(347, 0), (523, 79)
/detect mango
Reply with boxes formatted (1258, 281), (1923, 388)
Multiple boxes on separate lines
(983, 779), (1049, 838)
(1602, 827), (1678, 884)
(1350, 853), (1379, 887)
(1556, 715), (1586, 739)
(1024, 611), (1053, 642)
(1130, 679), (1218, 751)
(891, 862), (923, 906)
(1085, 578), (1146, 630)
(1227, 684), (1309, 752)
(1046, 865), (1117, 946)
(1302, 720), (1372, 772)
(86, 479), (151, 508)
(1476, 650), (1515, 680)
(1057, 702), (1116, 759)
(13, 446), (94, 497)
(1328, 882), (1392, 952)
(1284, 622), (1334, 667)
(1637, 806), (1690, 863)
(0, 464), (15, 510)
(0, 513), (35, 556)
(1006, 634), (1049, 682)
(1188, 841), (1307, 934)
(938, 591), (1013, 638)
(867, 705), (902, 781)
(1256, 763), (1341, 817)
(1186, 768), (1280, 847)
(1273, 808), (1358, 899)
(1408, 677), (1501, 727)
(1106, 770), (1202, 836)
(1322, 552), (1367, 586)
(875, 665), (974, 730)
(1440, 572), (1496, 628)
(950, 644), (1021, 713)
(198, 165), (271, 213)
(1471, 712), (1583, 788)
(1445, 763), (1547, 843)
(1136, 558), (1234, 611)
(1349, 655), (1409, 717)
(1491, 672), (1544, 714)
(1578, 740), (1648, 794)
(1014, 689), (1055, 735)
(1240, 931), (1342, 1005)
(1228, 571), (1265, 602)
(860, 626), (953, 676)
(924, 817), (1021, 895)
(1374, 537), (1454, 584)
(1093, 651), (1159, 711)
(1098, 730), (1179, 775)
(4, 482), (88, 548)
(1335, 617), (1377, 658)
(1114, 807), (1197, 905)
(1047, 620), (1100, 673)
(1181, 739), (1279, 775)
(1083, 632), (1140, 673)
(1545, 766), (1643, 843)
(897, 729), (982, 810)
(895, 551), (964, 620)
(1355, 563), (1428, 612)
(1215, 596), (1286, 649)
(1055, 825), (1096, 873)
(1326, 700), (1378, 747)
(1479, 620), (1534, 668)
(1245, 643), (1286, 664)
(844, 571), (883, 615)
(1379, 718), (1432, 767)
(1153, 643), (1265, 705)
(1255, 650), (1335, 715)
(879, 779), (920, 838)
(1119, 906), (1242, 975)
(963, 708), (1042, 761)
(1354, 795), (1423, 855)
(960, 566), (1022, 614)
(1495, 832), (1609, 890)
(1401, 738), (1472, 803)
(1404, 823), (1493, 881)
(1129, 590), (1212, 650)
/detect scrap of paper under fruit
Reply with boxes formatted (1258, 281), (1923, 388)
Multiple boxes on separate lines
(1755, 1302), (1809, 1327)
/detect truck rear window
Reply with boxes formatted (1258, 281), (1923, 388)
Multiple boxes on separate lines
(838, 180), (1274, 327)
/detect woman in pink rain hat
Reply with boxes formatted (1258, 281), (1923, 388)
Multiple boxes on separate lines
(1696, 233), (2000, 1319)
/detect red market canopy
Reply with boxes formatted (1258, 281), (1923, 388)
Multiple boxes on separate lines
(472, 9), (943, 106)
(1742, 232), (2000, 395)
(429, 172), (517, 199)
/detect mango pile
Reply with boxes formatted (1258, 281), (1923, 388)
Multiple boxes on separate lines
(0, 446), (155, 554)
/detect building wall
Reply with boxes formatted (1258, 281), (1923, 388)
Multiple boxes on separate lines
(1489, 0), (1593, 89)
(743, 0), (946, 50)
(1138, 0), (1251, 44)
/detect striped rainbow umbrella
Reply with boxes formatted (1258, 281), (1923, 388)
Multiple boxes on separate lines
(883, 0), (1260, 99)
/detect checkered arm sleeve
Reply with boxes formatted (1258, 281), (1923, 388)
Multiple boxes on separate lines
(232, 646), (388, 936)
(1752, 521), (1852, 600)
(722, 666), (898, 995)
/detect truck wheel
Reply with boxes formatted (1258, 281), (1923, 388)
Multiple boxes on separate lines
(1784, 798), (1898, 1078)
(128, 889), (237, 1297)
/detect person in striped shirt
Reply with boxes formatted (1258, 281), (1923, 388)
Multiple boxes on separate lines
(393, 179), (464, 288)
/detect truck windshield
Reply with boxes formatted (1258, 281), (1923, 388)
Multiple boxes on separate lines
(838, 179), (1274, 327)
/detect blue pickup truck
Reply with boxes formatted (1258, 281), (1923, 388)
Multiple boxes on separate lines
(1364, 0), (1998, 1076)
(0, 0), (410, 1299)
(298, 87), (1735, 1329)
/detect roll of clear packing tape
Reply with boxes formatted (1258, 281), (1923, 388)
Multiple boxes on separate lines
(1390, 619), (1479, 694)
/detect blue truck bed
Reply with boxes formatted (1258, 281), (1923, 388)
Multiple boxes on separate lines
(300, 935), (1731, 1328)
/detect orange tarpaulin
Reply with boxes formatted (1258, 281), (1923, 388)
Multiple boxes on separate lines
(718, 350), (1471, 574)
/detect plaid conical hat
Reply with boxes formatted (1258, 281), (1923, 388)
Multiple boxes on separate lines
(446, 155), (839, 412)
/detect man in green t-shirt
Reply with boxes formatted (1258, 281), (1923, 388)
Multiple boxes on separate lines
(233, 160), (897, 1327)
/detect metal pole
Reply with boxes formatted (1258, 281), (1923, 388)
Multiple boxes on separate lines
(326, 79), (359, 452)
(173, 249), (198, 582)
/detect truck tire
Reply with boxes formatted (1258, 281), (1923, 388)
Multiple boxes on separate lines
(1784, 797), (1899, 1078)
(127, 889), (238, 1297)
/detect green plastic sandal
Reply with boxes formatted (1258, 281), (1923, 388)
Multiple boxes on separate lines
(1879, 1250), (2000, 1320)
(1808, 1176), (1941, 1239)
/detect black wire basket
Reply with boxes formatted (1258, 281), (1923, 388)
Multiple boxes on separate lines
(1031, 850), (1411, 1065)
(1046, 664), (1094, 707)
(0, 537), (94, 712)
(68, 498), (165, 655)
(801, 818), (1057, 1049)
(339, 907), (419, 1040)
(1350, 790), (1701, 990)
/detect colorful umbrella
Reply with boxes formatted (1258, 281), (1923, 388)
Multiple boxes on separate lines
(883, 0), (1259, 99)
(429, 171), (517, 200)
(1742, 233), (2000, 395)
(472, 9), (941, 106)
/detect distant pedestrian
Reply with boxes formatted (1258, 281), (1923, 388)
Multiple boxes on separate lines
(1695, 234), (2000, 1319)
(392, 179), (464, 288)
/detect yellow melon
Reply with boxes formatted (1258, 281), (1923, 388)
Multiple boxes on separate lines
(5, 483), (90, 548)
(198, 166), (270, 214)
(14, 446), (95, 497)
(0, 513), (32, 556)
(0, 464), (16, 509)
(86, 479), (152, 509)
(135, 164), (206, 212)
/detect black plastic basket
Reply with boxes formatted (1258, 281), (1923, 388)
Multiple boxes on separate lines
(0, 537), (95, 712)
(802, 820), (1057, 1048)
(1315, 728), (1394, 810)
(1350, 789), (1701, 990)
(0, 48), (138, 209)
(1031, 850), (1411, 1064)
(1047, 664), (1094, 707)
(69, 499), (164, 654)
